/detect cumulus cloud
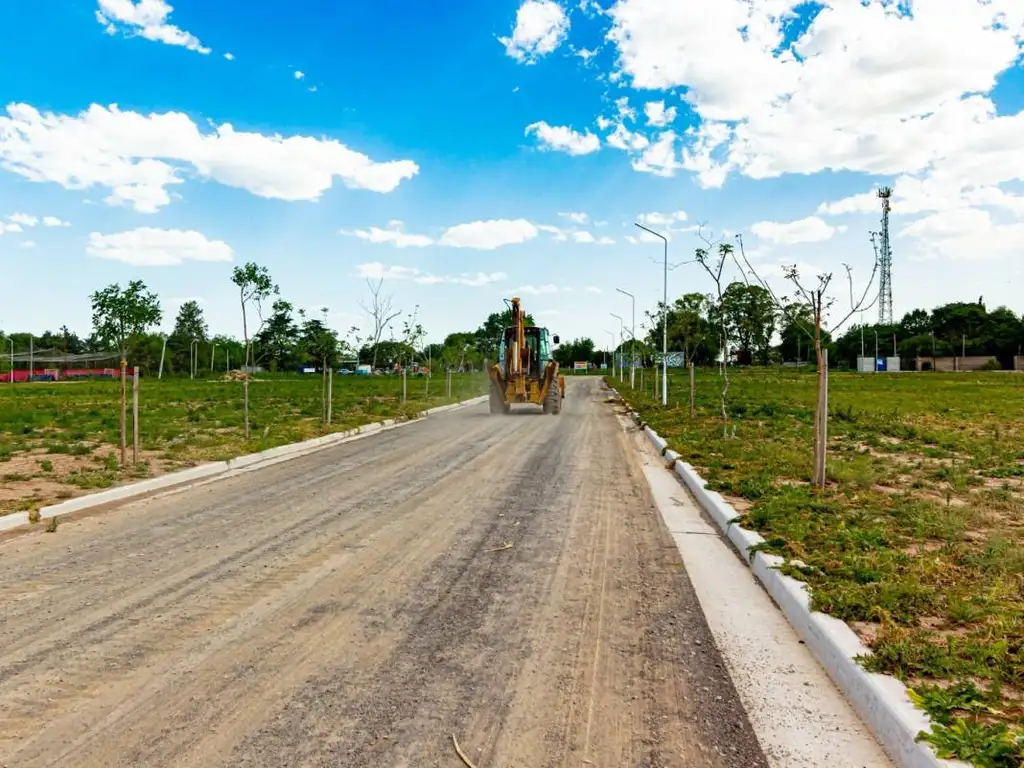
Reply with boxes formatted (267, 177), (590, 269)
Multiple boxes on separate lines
(637, 210), (687, 228)
(357, 262), (507, 287)
(96, 0), (209, 54)
(525, 121), (600, 155)
(500, 0), (570, 63)
(43, 215), (70, 227)
(0, 103), (419, 213)
(340, 220), (434, 248)
(751, 216), (842, 245)
(439, 218), (538, 249)
(597, 0), (1024, 203)
(514, 284), (559, 295)
(644, 101), (677, 128)
(342, 218), (539, 250)
(86, 227), (234, 266)
(558, 211), (589, 224)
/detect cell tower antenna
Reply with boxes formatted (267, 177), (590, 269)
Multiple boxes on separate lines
(877, 186), (893, 325)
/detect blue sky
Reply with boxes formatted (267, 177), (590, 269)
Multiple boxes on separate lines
(1, 0), (1023, 348)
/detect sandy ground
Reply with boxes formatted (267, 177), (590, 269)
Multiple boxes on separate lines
(0, 378), (771, 767)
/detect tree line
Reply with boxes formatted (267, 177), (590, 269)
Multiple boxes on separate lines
(0, 264), (551, 378)
(552, 285), (1024, 370)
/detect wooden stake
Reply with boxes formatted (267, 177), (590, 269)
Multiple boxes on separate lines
(327, 369), (333, 425)
(689, 362), (695, 418)
(132, 366), (140, 465)
(120, 359), (127, 466)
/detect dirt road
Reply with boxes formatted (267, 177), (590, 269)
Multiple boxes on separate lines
(0, 378), (768, 768)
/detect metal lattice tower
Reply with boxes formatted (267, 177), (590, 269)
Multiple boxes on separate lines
(877, 186), (893, 325)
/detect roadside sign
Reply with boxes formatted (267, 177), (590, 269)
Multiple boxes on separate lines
(574, 361), (588, 371)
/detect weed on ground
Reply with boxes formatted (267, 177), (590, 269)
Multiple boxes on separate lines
(612, 368), (1023, 768)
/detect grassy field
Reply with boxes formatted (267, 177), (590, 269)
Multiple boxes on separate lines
(611, 367), (1023, 768)
(0, 372), (487, 517)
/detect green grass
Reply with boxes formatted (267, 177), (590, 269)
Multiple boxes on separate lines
(0, 372), (487, 516)
(611, 367), (1024, 768)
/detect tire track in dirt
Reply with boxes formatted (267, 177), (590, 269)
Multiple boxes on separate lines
(0, 379), (769, 768)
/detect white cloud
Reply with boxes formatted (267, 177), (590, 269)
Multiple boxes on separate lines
(514, 284), (559, 295)
(538, 224), (568, 241)
(0, 222), (23, 235)
(357, 262), (507, 287)
(637, 210), (687, 228)
(42, 215), (70, 227)
(500, 0), (570, 63)
(20, 240), (36, 249)
(644, 101), (677, 128)
(342, 218), (539, 250)
(96, 0), (210, 54)
(223, 52), (234, 61)
(631, 131), (682, 177)
(558, 211), (589, 224)
(899, 208), (1024, 261)
(340, 221), (434, 248)
(605, 122), (649, 152)
(86, 227), (234, 266)
(751, 216), (840, 245)
(8, 212), (37, 227)
(439, 218), (538, 249)
(0, 103), (419, 213)
(584, 286), (602, 293)
(571, 230), (614, 244)
(525, 121), (600, 155)
(602, 0), (1024, 194)
(294, 71), (305, 80)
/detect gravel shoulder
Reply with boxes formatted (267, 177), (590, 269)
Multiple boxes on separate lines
(0, 377), (767, 768)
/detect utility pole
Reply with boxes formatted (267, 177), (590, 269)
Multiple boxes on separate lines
(606, 330), (616, 379)
(635, 223), (668, 406)
(616, 288), (636, 389)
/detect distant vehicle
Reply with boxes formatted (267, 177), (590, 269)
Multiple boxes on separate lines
(355, 364), (372, 376)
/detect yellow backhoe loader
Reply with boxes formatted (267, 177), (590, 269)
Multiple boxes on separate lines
(487, 297), (565, 415)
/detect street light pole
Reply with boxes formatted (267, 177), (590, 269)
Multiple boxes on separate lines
(606, 330), (616, 379)
(616, 288), (636, 389)
(634, 223), (668, 406)
(611, 312), (624, 383)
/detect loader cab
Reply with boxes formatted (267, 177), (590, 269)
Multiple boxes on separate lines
(498, 326), (559, 378)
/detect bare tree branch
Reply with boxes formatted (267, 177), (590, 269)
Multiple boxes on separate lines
(358, 277), (403, 369)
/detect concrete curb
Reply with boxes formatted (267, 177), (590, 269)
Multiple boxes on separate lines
(603, 384), (966, 768)
(0, 393), (488, 535)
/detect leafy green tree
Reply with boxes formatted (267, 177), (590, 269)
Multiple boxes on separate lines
(89, 280), (162, 362)
(553, 337), (596, 367)
(255, 299), (300, 372)
(231, 262), (278, 439)
(719, 283), (777, 364)
(168, 300), (208, 375)
(474, 308), (536, 356)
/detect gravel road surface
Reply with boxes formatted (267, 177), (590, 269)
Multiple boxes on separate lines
(0, 378), (769, 768)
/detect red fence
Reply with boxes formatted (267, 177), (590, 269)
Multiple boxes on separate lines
(2, 368), (119, 383)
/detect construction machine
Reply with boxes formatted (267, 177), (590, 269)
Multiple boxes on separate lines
(487, 297), (565, 415)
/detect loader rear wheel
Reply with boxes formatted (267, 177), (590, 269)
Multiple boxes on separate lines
(544, 378), (562, 415)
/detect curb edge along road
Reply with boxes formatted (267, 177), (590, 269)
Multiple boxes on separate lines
(0, 394), (489, 536)
(605, 385), (970, 768)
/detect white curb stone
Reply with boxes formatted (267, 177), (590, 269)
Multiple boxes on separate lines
(626, 404), (967, 768)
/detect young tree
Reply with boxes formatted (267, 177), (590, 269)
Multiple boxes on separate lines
(90, 280), (163, 362)
(735, 235), (878, 488)
(359, 277), (402, 370)
(693, 227), (736, 435)
(231, 262), (278, 439)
